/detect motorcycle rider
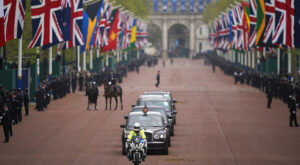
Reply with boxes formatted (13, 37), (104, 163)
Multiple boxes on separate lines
(127, 122), (147, 160)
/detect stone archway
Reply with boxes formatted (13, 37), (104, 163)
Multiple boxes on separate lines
(147, 23), (162, 49)
(168, 24), (189, 57)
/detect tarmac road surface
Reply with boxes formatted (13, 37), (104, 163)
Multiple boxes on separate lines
(0, 58), (300, 165)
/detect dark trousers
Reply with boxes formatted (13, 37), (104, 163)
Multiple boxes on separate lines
(17, 107), (22, 122)
(156, 81), (160, 88)
(290, 113), (299, 127)
(3, 124), (9, 142)
(24, 103), (29, 116)
(267, 97), (272, 108)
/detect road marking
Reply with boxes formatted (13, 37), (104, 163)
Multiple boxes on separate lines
(206, 92), (237, 165)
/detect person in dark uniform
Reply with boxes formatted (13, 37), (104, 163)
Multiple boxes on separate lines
(288, 95), (299, 127)
(155, 71), (160, 88)
(91, 82), (99, 110)
(266, 85), (273, 109)
(24, 89), (29, 116)
(0, 105), (13, 143)
(35, 87), (44, 111)
(71, 74), (77, 93)
(10, 91), (19, 124)
(16, 88), (23, 122)
(79, 73), (83, 92)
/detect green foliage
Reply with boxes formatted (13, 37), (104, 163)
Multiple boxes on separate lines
(4, 0), (150, 65)
(109, 0), (151, 20)
(203, 0), (236, 24)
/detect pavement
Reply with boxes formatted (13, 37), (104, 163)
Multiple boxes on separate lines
(0, 58), (300, 165)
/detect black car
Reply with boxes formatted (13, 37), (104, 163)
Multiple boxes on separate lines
(136, 96), (177, 136)
(120, 111), (169, 155)
(131, 105), (171, 146)
(144, 91), (177, 124)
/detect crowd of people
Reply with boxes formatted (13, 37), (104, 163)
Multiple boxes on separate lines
(0, 55), (159, 143)
(0, 87), (29, 143)
(203, 52), (299, 127)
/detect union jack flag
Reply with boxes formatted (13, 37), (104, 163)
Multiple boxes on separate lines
(0, 0), (5, 47)
(3, 0), (26, 42)
(262, 0), (275, 46)
(58, 0), (83, 50)
(28, 0), (63, 48)
(233, 5), (244, 50)
(229, 8), (237, 49)
(249, 0), (257, 49)
(272, 0), (294, 48)
(123, 15), (133, 49)
(101, 4), (112, 47)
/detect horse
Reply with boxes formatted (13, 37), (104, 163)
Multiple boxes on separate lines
(103, 83), (123, 110)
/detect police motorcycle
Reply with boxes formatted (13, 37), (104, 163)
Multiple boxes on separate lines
(126, 135), (147, 165)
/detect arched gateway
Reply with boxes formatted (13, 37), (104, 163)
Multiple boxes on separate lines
(148, 12), (210, 58)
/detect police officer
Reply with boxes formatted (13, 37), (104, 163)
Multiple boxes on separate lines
(16, 88), (23, 122)
(266, 85), (273, 109)
(156, 71), (160, 88)
(288, 95), (299, 127)
(79, 73), (83, 92)
(71, 74), (77, 93)
(24, 89), (29, 116)
(0, 104), (13, 143)
(126, 122), (147, 160)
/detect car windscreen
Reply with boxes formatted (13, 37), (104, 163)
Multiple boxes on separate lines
(140, 101), (170, 111)
(128, 115), (163, 127)
(132, 109), (167, 122)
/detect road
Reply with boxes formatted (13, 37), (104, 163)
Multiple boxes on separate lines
(0, 58), (300, 165)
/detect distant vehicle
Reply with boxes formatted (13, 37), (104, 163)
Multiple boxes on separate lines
(120, 111), (169, 155)
(135, 96), (176, 136)
(144, 91), (177, 118)
(131, 106), (171, 146)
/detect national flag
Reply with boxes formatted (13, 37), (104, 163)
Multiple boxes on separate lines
(28, 0), (63, 48)
(272, 0), (294, 48)
(241, 1), (250, 51)
(294, 0), (300, 48)
(233, 5), (244, 50)
(190, 0), (194, 12)
(198, 0), (204, 13)
(101, 4), (113, 48)
(249, 0), (257, 48)
(153, 0), (158, 12)
(60, 0), (71, 42)
(255, 0), (265, 45)
(81, 0), (102, 51)
(92, 0), (105, 48)
(229, 8), (237, 49)
(163, 0), (168, 12)
(58, 0), (84, 51)
(261, 0), (275, 46)
(241, 1), (250, 30)
(101, 9), (119, 52)
(172, 0), (177, 13)
(130, 18), (136, 48)
(123, 15), (133, 49)
(0, 0), (5, 47)
(3, 0), (26, 42)
(180, 0), (185, 13)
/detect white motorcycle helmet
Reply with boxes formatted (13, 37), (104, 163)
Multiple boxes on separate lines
(133, 122), (141, 132)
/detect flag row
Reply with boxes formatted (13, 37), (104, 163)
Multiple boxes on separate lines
(0, 0), (149, 53)
(209, 0), (300, 53)
(154, 0), (211, 13)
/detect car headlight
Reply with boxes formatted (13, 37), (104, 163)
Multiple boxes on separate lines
(154, 133), (166, 139)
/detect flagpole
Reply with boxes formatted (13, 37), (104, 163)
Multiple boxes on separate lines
(17, 38), (22, 89)
(49, 47), (52, 82)
(90, 48), (93, 70)
(288, 48), (291, 74)
(77, 46), (80, 72)
(252, 51), (255, 69)
(277, 47), (280, 74)
(37, 48), (40, 86)
(83, 50), (86, 71)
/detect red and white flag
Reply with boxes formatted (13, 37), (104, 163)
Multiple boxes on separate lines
(0, 0), (5, 46)
(3, 0), (26, 41)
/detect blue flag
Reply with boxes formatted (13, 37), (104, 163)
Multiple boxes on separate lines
(60, 1), (71, 42)
(180, 0), (185, 13)
(190, 0), (194, 12)
(198, 0), (204, 13)
(229, 10), (233, 44)
(172, 0), (177, 13)
(294, 0), (300, 48)
(153, 0), (158, 12)
(163, 0), (168, 12)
